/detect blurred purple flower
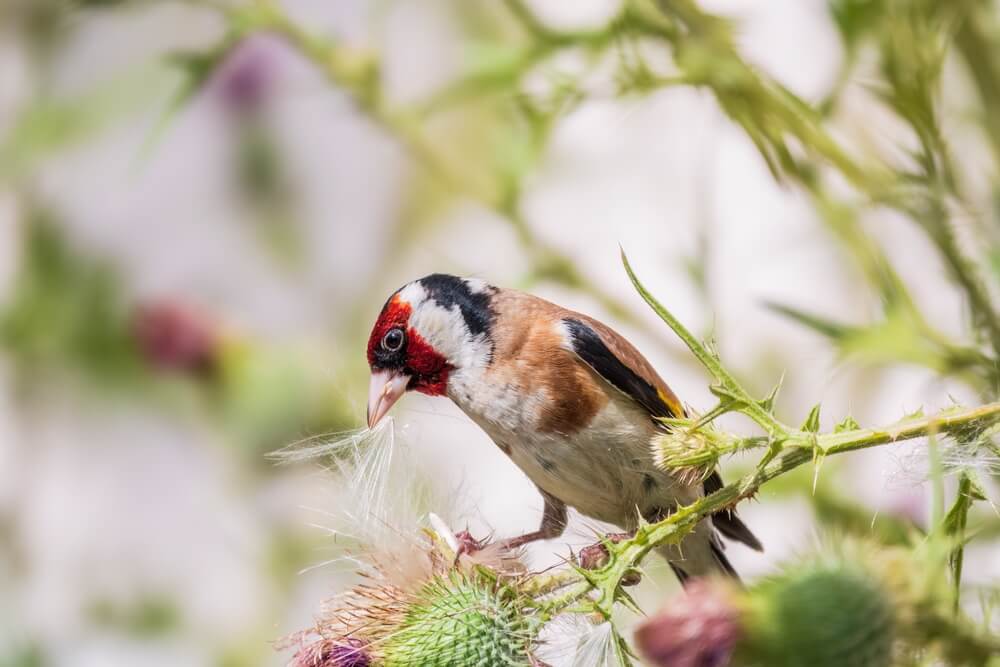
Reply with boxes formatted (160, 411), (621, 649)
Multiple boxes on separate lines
(634, 580), (742, 667)
(132, 301), (219, 376)
(216, 37), (280, 115)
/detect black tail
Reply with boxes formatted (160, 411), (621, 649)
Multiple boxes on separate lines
(659, 531), (742, 587)
(709, 540), (740, 582)
(705, 471), (764, 552)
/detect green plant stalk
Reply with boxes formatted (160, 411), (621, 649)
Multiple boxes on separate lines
(789, 184), (1000, 397)
(942, 471), (989, 615)
(949, 473), (972, 612)
(212, 0), (1000, 387)
(910, 198), (1000, 362)
(658, 404), (1000, 469)
(207, 0), (693, 352)
(554, 401), (1000, 620)
(557, 256), (1000, 658)
(622, 250), (788, 437)
(652, 0), (1000, 365)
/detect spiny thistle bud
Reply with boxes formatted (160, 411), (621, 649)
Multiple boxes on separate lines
(382, 572), (534, 666)
(742, 566), (895, 667)
(636, 564), (896, 667)
(635, 580), (742, 667)
(651, 423), (733, 485)
(287, 533), (539, 667)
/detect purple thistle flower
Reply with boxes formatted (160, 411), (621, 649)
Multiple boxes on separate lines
(291, 637), (370, 667)
(634, 580), (742, 667)
(216, 37), (280, 115)
(132, 300), (219, 376)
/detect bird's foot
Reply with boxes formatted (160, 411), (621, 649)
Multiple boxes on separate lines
(578, 532), (642, 586)
(452, 529), (487, 563)
(446, 529), (528, 575)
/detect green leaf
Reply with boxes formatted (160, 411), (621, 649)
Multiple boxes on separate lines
(764, 301), (856, 340)
(709, 383), (747, 408)
(835, 415), (861, 432)
(0, 63), (168, 177)
(942, 472), (986, 611)
(801, 404), (822, 433)
(759, 373), (785, 412)
(141, 38), (241, 159)
(829, 0), (886, 49)
(622, 251), (766, 424)
(0, 212), (141, 385)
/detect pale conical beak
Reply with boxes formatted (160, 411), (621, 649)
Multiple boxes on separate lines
(367, 370), (409, 428)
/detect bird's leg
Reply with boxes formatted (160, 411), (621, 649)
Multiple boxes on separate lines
(499, 490), (568, 551)
(576, 505), (675, 584)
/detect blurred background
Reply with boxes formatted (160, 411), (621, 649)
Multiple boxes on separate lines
(1, 0), (999, 665)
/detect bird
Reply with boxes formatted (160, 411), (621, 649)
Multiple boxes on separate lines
(365, 273), (762, 583)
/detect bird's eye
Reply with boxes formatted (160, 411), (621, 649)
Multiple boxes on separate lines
(381, 327), (405, 352)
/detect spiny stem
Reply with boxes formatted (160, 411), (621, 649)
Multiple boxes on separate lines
(622, 250), (789, 437)
(547, 400), (1000, 619)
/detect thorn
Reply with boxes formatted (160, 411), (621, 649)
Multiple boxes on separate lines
(801, 403), (821, 433)
(812, 449), (826, 494)
(692, 399), (737, 429)
(760, 371), (785, 411)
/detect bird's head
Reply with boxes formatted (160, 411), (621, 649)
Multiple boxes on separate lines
(365, 274), (495, 427)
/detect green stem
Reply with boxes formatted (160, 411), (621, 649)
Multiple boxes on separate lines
(550, 400), (1000, 619)
(622, 250), (789, 436)
(208, 1), (694, 351)
(948, 473), (972, 612)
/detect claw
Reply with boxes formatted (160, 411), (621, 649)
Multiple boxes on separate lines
(578, 533), (641, 586)
(453, 529), (486, 563)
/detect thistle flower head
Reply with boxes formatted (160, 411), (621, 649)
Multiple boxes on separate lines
(745, 564), (896, 667)
(288, 526), (538, 667)
(132, 300), (220, 376)
(652, 422), (729, 485)
(634, 580), (742, 667)
(216, 36), (280, 114)
(636, 546), (902, 667)
(382, 571), (535, 666)
(290, 637), (371, 667)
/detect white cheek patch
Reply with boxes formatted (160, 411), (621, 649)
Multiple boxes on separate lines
(408, 301), (492, 370)
(463, 278), (491, 294)
(395, 282), (428, 309)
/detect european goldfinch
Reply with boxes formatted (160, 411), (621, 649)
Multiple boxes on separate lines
(366, 274), (761, 583)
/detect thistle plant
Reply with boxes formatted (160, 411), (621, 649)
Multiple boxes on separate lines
(635, 538), (1000, 667)
(279, 253), (1000, 666)
(284, 523), (545, 666)
(5, 0), (1000, 665)
(151, 0), (1000, 663)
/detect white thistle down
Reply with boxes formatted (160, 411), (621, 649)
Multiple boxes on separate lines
(569, 621), (626, 667)
(271, 418), (423, 544)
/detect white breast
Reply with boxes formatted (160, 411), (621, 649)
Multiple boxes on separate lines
(450, 372), (698, 527)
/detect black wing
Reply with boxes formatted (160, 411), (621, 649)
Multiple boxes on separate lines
(562, 318), (678, 419)
(565, 317), (763, 553)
